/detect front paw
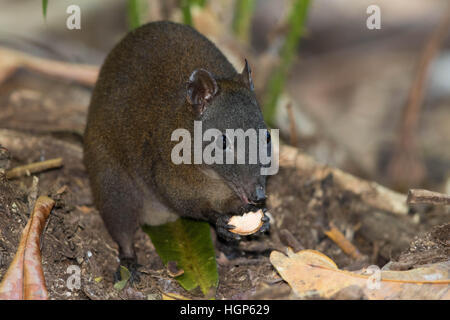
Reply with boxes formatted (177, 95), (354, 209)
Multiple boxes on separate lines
(216, 215), (242, 241)
(114, 257), (142, 285)
(258, 209), (270, 234)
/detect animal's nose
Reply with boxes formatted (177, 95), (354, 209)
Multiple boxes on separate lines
(251, 185), (266, 204)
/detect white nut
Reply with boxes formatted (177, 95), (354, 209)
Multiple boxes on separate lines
(228, 209), (264, 236)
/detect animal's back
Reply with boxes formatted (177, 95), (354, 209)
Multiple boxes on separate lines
(84, 22), (237, 171)
(88, 21), (235, 116)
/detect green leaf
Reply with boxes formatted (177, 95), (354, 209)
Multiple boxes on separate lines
(42, 0), (48, 19)
(143, 218), (218, 297)
(113, 266), (131, 290)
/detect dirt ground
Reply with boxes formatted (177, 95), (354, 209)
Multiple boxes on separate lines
(0, 69), (448, 300)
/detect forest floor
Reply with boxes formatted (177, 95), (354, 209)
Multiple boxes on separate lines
(0, 65), (448, 299)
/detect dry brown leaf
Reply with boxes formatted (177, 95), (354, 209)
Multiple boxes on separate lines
(270, 249), (450, 300)
(0, 196), (55, 300)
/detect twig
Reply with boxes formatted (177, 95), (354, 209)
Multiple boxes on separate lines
(387, 5), (450, 187)
(167, 261), (184, 278)
(0, 47), (98, 87)
(263, 0), (311, 126)
(407, 189), (450, 206)
(324, 222), (363, 260)
(285, 102), (299, 146)
(279, 228), (303, 252)
(6, 158), (63, 179)
(280, 145), (409, 215)
(27, 176), (39, 212)
(226, 257), (268, 266)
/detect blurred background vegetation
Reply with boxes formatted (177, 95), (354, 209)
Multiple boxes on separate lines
(1, 0), (450, 195)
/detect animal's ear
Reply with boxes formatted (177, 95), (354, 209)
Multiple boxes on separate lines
(186, 69), (218, 116)
(240, 59), (254, 91)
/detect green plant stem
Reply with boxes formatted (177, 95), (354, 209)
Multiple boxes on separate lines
(263, 0), (311, 126)
(42, 0), (48, 19)
(182, 0), (207, 26)
(128, 0), (147, 30)
(233, 0), (255, 42)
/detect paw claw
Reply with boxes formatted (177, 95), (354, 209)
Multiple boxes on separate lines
(225, 224), (236, 230)
(216, 216), (243, 241)
(259, 213), (270, 233)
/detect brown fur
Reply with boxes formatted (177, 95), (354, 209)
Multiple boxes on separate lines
(83, 21), (268, 261)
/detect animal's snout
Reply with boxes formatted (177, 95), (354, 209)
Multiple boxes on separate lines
(250, 185), (266, 205)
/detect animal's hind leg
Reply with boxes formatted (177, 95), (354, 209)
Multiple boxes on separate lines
(89, 165), (143, 280)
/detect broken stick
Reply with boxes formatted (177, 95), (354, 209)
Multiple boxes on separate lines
(324, 223), (364, 261)
(0, 47), (98, 87)
(279, 145), (409, 215)
(6, 158), (63, 179)
(407, 189), (450, 206)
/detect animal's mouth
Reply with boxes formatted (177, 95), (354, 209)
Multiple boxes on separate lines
(223, 181), (270, 237)
(236, 186), (250, 204)
(228, 183), (266, 215)
(226, 193), (270, 237)
(199, 166), (266, 214)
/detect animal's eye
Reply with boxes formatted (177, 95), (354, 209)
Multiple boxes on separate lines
(266, 130), (271, 143)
